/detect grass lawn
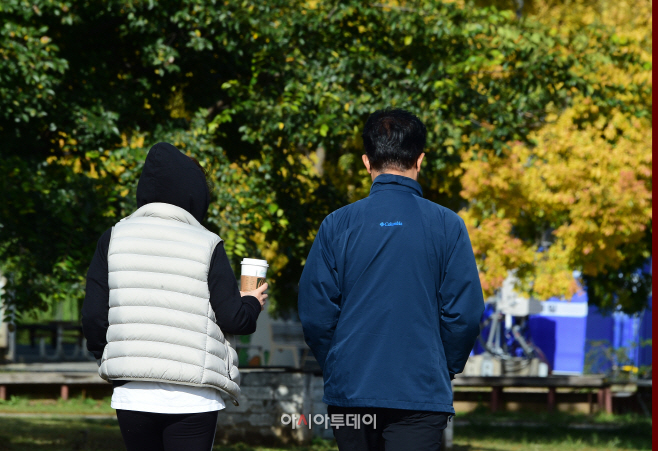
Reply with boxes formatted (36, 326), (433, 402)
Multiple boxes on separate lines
(0, 396), (114, 416)
(0, 398), (651, 451)
(451, 420), (651, 451)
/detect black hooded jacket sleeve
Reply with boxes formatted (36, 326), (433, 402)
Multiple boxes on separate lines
(81, 230), (261, 360)
(81, 229), (112, 359)
(207, 244), (262, 335)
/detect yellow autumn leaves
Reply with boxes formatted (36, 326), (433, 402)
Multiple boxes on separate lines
(460, 103), (652, 300)
(456, 0), (652, 301)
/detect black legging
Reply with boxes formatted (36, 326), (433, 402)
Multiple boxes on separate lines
(116, 409), (219, 451)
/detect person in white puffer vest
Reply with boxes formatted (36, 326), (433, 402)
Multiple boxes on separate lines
(82, 142), (268, 451)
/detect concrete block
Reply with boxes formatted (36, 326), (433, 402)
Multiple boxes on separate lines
(276, 372), (304, 386)
(242, 386), (274, 400)
(278, 400), (301, 414)
(248, 413), (277, 427)
(216, 370), (330, 445)
(275, 385), (305, 403)
(241, 371), (276, 386)
(275, 384), (290, 398)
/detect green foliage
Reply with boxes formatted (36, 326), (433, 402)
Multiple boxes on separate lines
(584, 339), (652, 380)
(0, 0), (646, 316)
(582, 234), (652, 313)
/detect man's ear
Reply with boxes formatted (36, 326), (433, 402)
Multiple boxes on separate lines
(416, 153), (425, 172)
(362, 154), (372, 174)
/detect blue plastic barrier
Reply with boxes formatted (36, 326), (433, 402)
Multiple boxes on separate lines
(528, 290), (589, 374)
(470, 262), (652, 375)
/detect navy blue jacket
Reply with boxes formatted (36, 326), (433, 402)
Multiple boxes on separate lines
(298, 174), (484, 413)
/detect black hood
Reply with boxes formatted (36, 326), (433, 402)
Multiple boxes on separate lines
(136, 142), (210, 222)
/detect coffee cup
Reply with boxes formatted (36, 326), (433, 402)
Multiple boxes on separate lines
(240, 258), (269, 291)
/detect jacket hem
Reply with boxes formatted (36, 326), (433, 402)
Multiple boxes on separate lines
(322, 395), (455, 414)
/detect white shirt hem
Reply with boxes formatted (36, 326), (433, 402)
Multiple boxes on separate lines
(111, 401), (225, 414)
(110, 381), (226, 414)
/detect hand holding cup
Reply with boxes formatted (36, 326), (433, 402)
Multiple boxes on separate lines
(241, 283), (268, 311)
(239, 258), (269, 311)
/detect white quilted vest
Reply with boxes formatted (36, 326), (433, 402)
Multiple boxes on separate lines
(99, 202), (241, 406)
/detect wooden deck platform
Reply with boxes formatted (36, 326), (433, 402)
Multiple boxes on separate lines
(0, 364), (649, 415)
(0, 371), (105, 400)
(453, 375), (612, 413)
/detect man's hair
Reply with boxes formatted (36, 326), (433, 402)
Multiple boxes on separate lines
(362, 108), (427, 172)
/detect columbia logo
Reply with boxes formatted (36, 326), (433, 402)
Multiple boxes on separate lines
(380, 221), (403, 227)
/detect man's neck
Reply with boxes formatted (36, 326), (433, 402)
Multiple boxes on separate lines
(370, 169), (418, 182)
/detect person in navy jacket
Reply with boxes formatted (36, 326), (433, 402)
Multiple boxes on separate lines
(298, 109), (484, 450)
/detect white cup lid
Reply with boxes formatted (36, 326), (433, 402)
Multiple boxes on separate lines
(241, 258), (269, 267)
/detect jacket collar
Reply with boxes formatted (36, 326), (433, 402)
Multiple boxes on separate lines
(124, 202), (206, 229)
(369, 174), (423, 197)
